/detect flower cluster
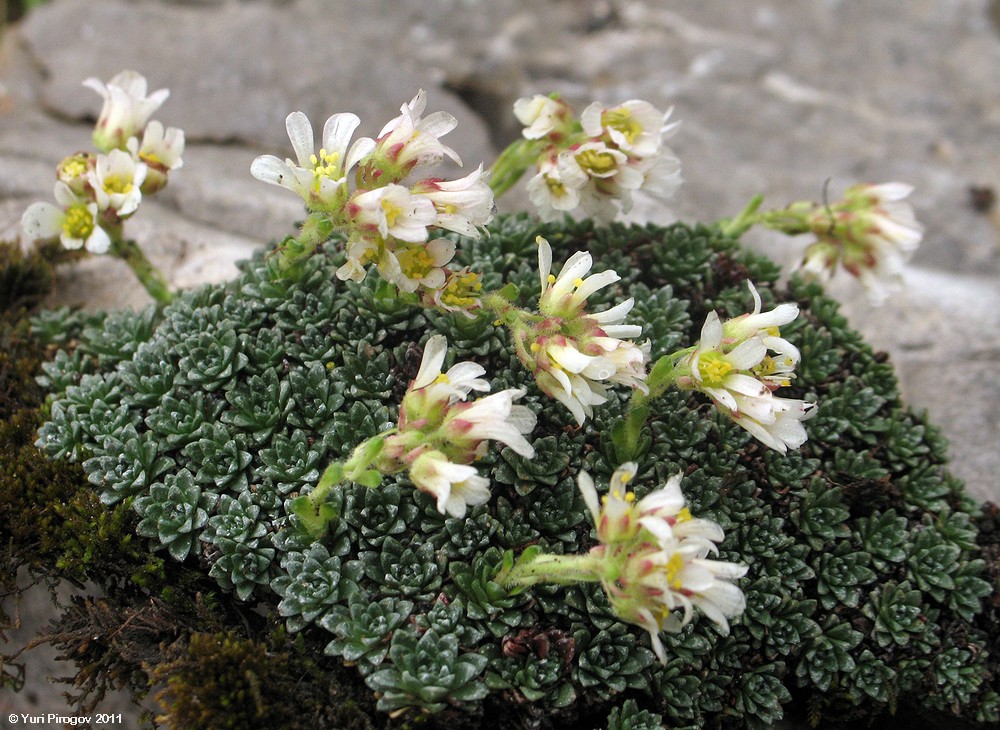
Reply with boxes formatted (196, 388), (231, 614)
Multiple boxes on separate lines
(677, 282), (814, 453)
(376, 335), (536, 517)
(505, 236), (648, 425)
(499, 464), (748, 664)
(251, 91), (495, 297)
(514, 95), (682, 222)
(21, 71), (184, 255)
(800, 183), (923, 305)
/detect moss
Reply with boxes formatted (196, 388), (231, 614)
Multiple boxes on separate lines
(17, 216), (1000, 728)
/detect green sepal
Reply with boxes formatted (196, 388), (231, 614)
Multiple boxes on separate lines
(290, 494), (340, 539)
(496, 282), (520, 303)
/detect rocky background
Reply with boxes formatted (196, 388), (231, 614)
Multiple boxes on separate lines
(1, 0), (998, 726)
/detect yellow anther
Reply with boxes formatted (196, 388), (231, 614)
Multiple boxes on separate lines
(62, 205), (94, 238)
(664, 553), (685, 589)
(676, 507), (692, 523)
(530, 342), (542, 353)
(61, 157), (88, 178)
(576, 148), (617, 174)
(434, 373), (450, 384)
(765, 326), (781, 337)
(573, 277), (585, 288)
(625, 492), (636, 503)
(545, 176), (566, 195)
(698, 355), (734, 386)
(103, 174), (133, 195)
(547, 274), (556, 284)
(604, 108), (642, 144)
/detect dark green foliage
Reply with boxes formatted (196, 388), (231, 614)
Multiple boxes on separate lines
(271, 543), (363, 632)
(365, 626), (489, 716)
(359, 537), (444, 601)
(26, 216), (1000, 729)
(134, 469), (216, 561)
(321, 594), (415, 675)
(605, 698), (665, 730)
(572, 623), (657, 699)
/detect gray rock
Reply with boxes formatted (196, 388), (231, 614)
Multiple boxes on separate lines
(16, 0), (495, 170)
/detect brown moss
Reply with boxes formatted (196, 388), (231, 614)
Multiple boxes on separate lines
(151, 629), (382, 730)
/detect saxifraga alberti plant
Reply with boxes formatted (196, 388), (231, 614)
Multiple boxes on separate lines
(26, 215), (1000, 729)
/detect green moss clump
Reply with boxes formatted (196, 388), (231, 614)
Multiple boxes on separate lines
(23, 216), (1000, 728)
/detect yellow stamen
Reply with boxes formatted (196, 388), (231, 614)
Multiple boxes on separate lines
(697, 354), (734, 387)
(664, 553), (685, 589)
(103, 174), (133, 195)
(62, 204), (94, 239)
(576, 148), (617, 175)
(545, 176), (566, 196)
(604, 108), (643, 144)
(676, 507), (692, 523)
(434, 373), (450, 384)
(397, 246), (435, 281)
(310, 147), (342, 179)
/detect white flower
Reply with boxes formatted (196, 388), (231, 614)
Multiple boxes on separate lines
(130, 120), (185, 171)
(21, 182), (111, 254)
(409, 450), (491, 518)
(83, 70), (169, 152)
(374, 90), (461, 174)
(577, 465), (748, 664)
(732, 394), (814, 453)
(802, 182), (923, 306)
(534, 355), (610, 426)
(444, 388), (537, 459)
(527, 237), (648, 425)
(90, 148), (146, 216)
(393, 239), (457, 293)
(348, 184), (437, 242)
(723, 281), (799, 352)
(386, 335), (536, 514)
(514, 94), (570, 140)
(634, 150), (683, 201)
(250, 111), (375, 211)
(847, 184), (923, 305)
(411, 165), (495, 237)
(411, 333), (492, 401)
(639, 543), (749, 662)
(525, 157), (587, 221)
(580, 99), (671, 157)
(687, 306), (813, 453)
(563, 141), (644, 188)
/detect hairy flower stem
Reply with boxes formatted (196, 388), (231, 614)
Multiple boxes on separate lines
(109, 236), (173, 305)
(480, 291), (546, 364)
(613, 348), (691, 461)
(293, 432), (392, 538)
(497, 549), (603, 590)
(488, 138), (544, 198)
(719, 194), (822, 239)
(271, 212), (335, 273)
